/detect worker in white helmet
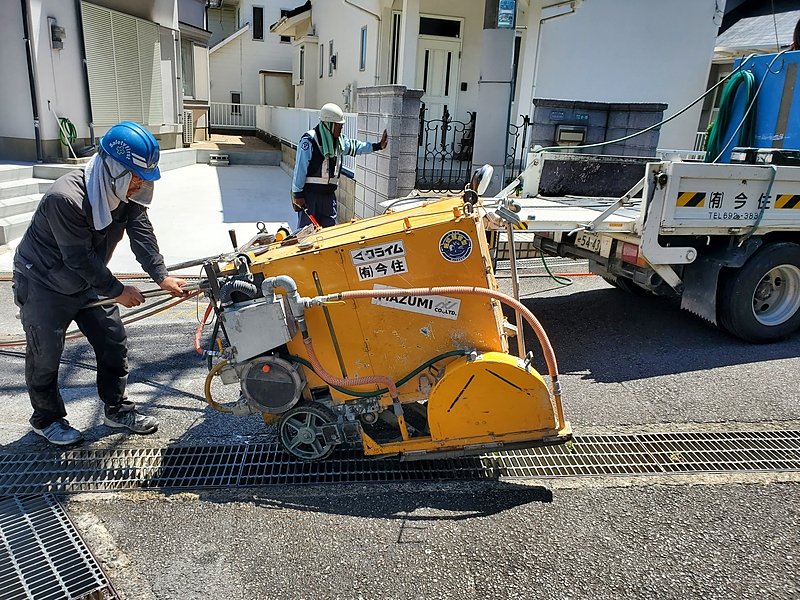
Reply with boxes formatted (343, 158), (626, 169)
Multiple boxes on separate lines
(291, 102), (388, 228)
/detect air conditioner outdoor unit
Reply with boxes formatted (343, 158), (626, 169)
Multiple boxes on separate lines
(182, 110), (194, 145)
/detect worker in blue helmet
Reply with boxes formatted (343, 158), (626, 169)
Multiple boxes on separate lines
(12, 121), (188, 446)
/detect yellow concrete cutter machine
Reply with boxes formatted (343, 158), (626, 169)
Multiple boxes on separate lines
(197, 168), (571, 460)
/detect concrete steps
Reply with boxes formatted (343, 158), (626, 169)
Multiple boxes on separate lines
(0, 211), (37, 245)
(0, 165), (54, 245)
(0, 194), (43, 219)
(0, 178), (52, 201)
(0, 164), (34, 183)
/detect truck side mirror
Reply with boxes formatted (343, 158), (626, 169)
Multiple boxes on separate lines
(470, 164), (494, 195)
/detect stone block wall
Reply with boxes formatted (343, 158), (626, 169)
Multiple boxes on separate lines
(272, 85), (423, 224)
(530, 99), (667, 157)
(354, 86), (423, 219)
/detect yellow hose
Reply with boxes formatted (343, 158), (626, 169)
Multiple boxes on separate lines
(203, 359), (235, 413)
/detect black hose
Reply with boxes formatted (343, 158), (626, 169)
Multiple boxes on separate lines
(219, 279), (258, 306)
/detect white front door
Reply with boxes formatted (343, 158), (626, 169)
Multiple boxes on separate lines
(416, 37), (461, 121)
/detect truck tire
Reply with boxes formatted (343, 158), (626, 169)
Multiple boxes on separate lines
(718, 242), (800, 343)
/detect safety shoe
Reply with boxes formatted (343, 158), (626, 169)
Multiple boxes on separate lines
(104, 402), (158, 434)
(32, 419), (84, 446)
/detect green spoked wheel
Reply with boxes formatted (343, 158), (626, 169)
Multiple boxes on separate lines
(278, 403), (337, 461)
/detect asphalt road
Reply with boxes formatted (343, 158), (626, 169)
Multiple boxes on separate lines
(1, 274), (799, 599)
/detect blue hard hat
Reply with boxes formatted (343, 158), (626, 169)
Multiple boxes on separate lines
(100, 121), (161, 181)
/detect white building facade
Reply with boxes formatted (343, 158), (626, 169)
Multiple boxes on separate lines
(271, 0), (726, 151)
(0, 0), (211, 162)
(207, 0), (295, 107)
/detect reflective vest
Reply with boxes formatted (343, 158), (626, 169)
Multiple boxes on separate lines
(301, 126), (341, 190)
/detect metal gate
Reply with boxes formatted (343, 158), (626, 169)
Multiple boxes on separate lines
(506, 114), (533, 183)
(416, 106), (475, 193)
(415, 110), (534, 192)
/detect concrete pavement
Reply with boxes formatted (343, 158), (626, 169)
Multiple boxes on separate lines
(0, 163), (295, 275)
(0, 162), (798, 598)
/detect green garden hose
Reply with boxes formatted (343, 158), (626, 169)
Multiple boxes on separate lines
(58, 117), (77, 147)
(705, 69), (756, 162)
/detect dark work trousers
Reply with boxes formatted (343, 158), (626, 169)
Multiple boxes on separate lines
(297, 187), (337, 229)
(12, 273), (129, 429)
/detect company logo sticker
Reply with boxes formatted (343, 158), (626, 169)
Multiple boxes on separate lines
(371, 284), (461, 320)
(439, 230), (473, 263)
(108, 139), (131, 161)
(351, 241), (405, 265)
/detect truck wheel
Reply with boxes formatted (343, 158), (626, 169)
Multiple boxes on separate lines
(718, 242), (800, 343)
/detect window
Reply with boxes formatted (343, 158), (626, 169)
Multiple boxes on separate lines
(389, 12), (400, 84)
(328, 40), (334, 76)
(181, 38), (194, 98)
(231, 92), (241, 114)
(419, 16), (461, 38)
(319, 44), (324, 78)
(293, 45), (305, 84)
(359, 26), (367, 71)
(299, 46), (305, 81)
(81, 2), (163, 126)
(252, 6), (264, 40)
(280, 9), (291, 43)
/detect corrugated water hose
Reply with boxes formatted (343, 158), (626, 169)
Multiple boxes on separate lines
(705, 69), (756, 162)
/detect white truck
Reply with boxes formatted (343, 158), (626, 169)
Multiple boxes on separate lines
(505, 150), (800, 343)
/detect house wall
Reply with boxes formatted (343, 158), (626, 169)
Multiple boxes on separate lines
(2, 0), (183, 161)
(0, 2), (36, 158)
(208, 0), (293, 105)
(415, 0), (484, 121)
(208, 6), (238, 47)
(210, 36), (248, 104)
(178, 0), (206, 27)
(308, 2), (376, 111)
(533, 0), (721, 149)
(302, 0), (482, 121)
(28, 0), (91, 153)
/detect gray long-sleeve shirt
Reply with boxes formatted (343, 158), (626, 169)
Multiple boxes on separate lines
(14, 169), (168, 298)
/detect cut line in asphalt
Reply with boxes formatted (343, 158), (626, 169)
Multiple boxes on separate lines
(1, 430), (798, 496)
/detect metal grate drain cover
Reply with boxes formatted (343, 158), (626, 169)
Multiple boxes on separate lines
(1, 430), (798, 497)
(0, 494), (116, 600)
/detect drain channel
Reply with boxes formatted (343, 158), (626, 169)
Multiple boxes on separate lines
(1, 430), (798, 497)
(0, 494), (116, 600)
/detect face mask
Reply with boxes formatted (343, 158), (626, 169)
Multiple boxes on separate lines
(127, 180), (154, 207)
(101, 155), (131, 199)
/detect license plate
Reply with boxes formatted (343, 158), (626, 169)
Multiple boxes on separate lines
(575, 231), (602, 254)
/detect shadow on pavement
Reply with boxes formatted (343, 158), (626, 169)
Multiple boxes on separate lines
(193, 481), (553, 522)
(518, 287), (800, 383)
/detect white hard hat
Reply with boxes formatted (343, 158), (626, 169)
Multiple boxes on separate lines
(319, 103), (345, 124)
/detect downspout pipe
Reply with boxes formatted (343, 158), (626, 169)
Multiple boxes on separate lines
(20, 0), (43, 162)
(73, 0), (96, 146)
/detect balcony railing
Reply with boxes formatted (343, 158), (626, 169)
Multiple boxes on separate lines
(256, 105), (358, 174)
(209, 102), (258, 129)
